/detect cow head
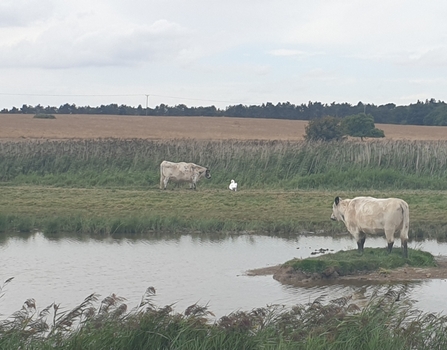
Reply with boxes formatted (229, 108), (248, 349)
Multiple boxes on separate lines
(204, 168), (211, 179)
(331, 196), (343, 222)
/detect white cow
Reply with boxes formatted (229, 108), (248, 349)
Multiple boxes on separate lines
(229, 179), (238, 191)
(331, 196), (409, 258)
(160, 161), (211, 190)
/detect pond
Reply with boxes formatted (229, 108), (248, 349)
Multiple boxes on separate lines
(1, 232), (447, 319)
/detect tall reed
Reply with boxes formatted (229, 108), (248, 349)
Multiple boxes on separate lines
(1, 285), (447, 349)
(1, 139), (447, 189)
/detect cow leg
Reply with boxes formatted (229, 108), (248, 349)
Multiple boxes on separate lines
(400, 227), (409, 259)
(385, 228), (395, 254)
(357, 237), (365, 254)
(387, 241), (394, 254)
(163, 178), (169, 190)
(402, 240), (408, 258)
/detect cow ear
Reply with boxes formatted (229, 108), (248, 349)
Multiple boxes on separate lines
(335, 196), (340, 205)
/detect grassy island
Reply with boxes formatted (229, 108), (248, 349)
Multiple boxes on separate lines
(283, 248), (437, 277)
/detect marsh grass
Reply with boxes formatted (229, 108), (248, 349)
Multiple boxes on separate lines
(0, 214), (35, 234)
(284, 248), (436, 276)
(1, 285), (447, 349)
(1, 138), (447, 190)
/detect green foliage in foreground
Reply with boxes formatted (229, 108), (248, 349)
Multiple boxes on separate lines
(1, 139), (447, 190)
(284, 248), (436, 276)
(1, 284), (447, 350)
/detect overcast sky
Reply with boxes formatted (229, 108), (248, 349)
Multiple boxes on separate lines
(1, 0), (446, 110)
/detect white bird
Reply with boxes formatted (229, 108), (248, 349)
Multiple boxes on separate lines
(229, 179), (238, 191)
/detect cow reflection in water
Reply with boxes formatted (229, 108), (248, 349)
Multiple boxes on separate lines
(160, 161), (211, 190)
(331, 196), (409, 258)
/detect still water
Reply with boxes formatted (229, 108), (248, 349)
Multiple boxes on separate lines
(1, 232), (447, 319)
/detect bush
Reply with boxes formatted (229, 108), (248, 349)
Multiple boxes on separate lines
(304, 116), (345, 141)
(33, 113), (56, 119)
(341, 113), (385, 140)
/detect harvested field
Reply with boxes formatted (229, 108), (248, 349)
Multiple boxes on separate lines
(1, 114), (447, 141)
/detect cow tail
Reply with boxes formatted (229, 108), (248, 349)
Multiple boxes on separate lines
(160, 163), (164, 189)
(400, 202), (410, 239)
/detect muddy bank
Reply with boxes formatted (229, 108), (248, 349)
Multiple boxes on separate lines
(247, 256), (447, 286)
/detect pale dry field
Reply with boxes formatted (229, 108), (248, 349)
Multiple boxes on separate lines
(1, 113), (447, 141)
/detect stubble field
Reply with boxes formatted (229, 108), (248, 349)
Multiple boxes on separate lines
(2, 113), (447, 141)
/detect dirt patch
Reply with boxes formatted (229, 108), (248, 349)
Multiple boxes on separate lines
(2, 114), (447, 141)
(247, 256), (447, 286)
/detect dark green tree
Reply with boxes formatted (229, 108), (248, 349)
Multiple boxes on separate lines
(423, 105), (447, 126)
(341, 113), (385, 140)
(304, 116), (344, 141)
(59, 103), (76, 114)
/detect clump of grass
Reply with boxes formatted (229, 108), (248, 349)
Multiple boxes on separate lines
(42, 217), (111, 236)
(0, 214), (35, 234)
(0, 214), (8, 233)
(284, 248), (436, 276)
(16, 217), (33, 233)
(33, 113), (56, 119)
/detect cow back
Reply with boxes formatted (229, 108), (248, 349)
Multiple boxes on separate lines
(347, 197), (408, 233)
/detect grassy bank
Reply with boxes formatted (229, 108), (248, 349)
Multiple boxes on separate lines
(0, 186), (447, 239)
(1, 284), (447, 350)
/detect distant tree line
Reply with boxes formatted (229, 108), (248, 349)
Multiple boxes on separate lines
(2, 98), (447, 126)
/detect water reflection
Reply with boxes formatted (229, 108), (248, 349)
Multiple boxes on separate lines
(1, 232), (447, 319)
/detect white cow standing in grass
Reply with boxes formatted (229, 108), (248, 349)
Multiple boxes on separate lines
(331, 196), (409, 258)
(229, 179), (238, 191)
(160, 161), (211, 190)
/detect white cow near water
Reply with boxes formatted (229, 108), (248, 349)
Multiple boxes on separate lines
(331, 196), (409, 258)
(160, 161), (211, 190)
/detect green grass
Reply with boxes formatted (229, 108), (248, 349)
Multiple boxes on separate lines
(1, 186), (447, 238)
(1, 139), (447, 190)
(284, 248), (436, 276)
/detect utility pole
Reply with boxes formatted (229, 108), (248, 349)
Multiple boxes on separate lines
(145, 94), (149, 116)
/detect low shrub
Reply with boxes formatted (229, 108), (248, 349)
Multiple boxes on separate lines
(33, 113), (56, 119)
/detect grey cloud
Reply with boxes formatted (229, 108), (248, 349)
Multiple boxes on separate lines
(408, 47), (447, 68)
(0, 0), (55, 27)
(0, 19), (193, 68)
